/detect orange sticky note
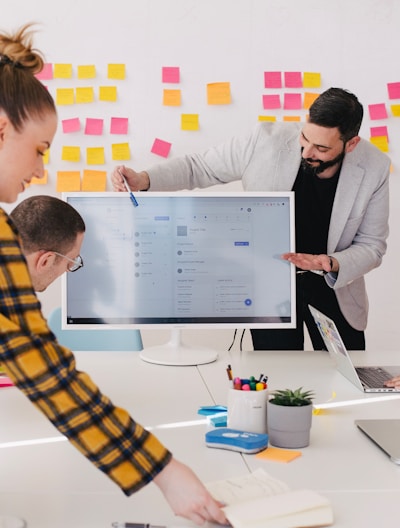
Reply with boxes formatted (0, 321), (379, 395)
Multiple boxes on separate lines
(56, 171), (81, 192)
(304, 92), (320, 109)
(207, 82), (231, 105)
(163, 89), (181, 106)
(29, 170), (48, 186)
(255, 446), (302, 463)
(82, 170), (107, 191)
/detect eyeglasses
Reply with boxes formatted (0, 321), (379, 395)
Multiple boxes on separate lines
(48, 251), (84, 272)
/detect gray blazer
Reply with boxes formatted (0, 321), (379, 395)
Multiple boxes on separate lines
(148, 122), (390, 330)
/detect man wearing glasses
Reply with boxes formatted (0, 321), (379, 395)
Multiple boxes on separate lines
(10, 195), (85, 292)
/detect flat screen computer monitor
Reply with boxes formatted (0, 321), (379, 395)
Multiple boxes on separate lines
(62, 192), (296, 365)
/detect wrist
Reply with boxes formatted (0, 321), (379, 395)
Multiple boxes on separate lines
(140, 171), (150, 191)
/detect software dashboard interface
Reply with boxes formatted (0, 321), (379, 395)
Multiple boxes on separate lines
(63, 192), (295, 328)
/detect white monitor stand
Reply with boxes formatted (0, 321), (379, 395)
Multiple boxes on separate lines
(139, 328), (218, 366)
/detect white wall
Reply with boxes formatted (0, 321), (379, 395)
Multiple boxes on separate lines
(2, 0), (400, 351)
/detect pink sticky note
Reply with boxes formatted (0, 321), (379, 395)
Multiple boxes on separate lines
(262, 94), (281, 109)
(162, 66), (180, 83)
(110, 117), (129, 134)
(284, 71), (302, 88)
(151, 138), (172, 158)
(62, 118), (81, 134)
(264, 71), (282, 88)
(387, 82), (400, 100)
(84, 118), (104, 135)
(35, 63), (53, 80)
(284, 93), (302, 110)
(368, 103), (388, 120)
(370, 126), (389, 140)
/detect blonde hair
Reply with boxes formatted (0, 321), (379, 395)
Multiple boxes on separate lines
(0, 23), (56, 131)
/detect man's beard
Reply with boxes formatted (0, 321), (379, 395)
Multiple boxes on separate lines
(301, 147), (346, 177)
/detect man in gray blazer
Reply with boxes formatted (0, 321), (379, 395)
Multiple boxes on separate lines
(111, 88), (390, 351)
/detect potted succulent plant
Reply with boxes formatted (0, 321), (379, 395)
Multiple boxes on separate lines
(267, 387), (315, 448)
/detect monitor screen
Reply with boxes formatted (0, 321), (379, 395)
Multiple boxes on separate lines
(62, 192), (296, 364)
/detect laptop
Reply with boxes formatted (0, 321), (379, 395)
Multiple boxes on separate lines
(355, 419), (400, 464)
(309, 305), (400, 393)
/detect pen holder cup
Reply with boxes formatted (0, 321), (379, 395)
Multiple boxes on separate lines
(227, 388), (268, 434)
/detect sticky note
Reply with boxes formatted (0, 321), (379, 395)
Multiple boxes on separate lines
(56, 88), (74, 105)
(162, 66), (180, 83)
(207, 82), (231, 105)
(108, 64), (126, 80)
(54, 63), (73, 79)
(303, 72), (321, 88)
(84, 118), (104, 135)
(163, 89), (182, 106)
(77, 65), (96, 79)
(82, 170), (107, 191)
(283, 93), (302, 110)
(387, 82), (400, 100)
(110, 117), (129, 134)
(264, 71), (282, 89)
(304, 92), (320, 109)
(284, 71), (302, 88)
(35, 63), (53, 80)
(283, 115), (301, 121)
(255, 446), (302, 462)
(391, 104), (400, 117)
(111, 143), (131, 161)
(86, 147), (105, 165)
(262, 94), (281, 110)
(370, 136), (389, 152)
(368, 103), (388, 120)
(151, 138), (172, 158)
(76, 87), (95, 104)
(43, 150), (50, 165)
(30, 170), (48, 186)
(181, 114), (199, 131)
(258, 116), (277, 122)
(62, 146), (80, 162)
(370, 126), (389, 140)
(62, 118), (81, 134)
(56, 171), (81, 192)
(99, 86), (117, 102)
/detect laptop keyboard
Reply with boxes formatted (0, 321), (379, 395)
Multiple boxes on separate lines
(356, 367), (392, 388)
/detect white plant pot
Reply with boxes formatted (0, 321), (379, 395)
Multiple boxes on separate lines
(267, 401), (313, 448)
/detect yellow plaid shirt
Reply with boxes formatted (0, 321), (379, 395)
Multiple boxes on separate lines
(0, 209), (171, 494)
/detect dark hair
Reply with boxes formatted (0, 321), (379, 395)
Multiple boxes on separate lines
(10, 195), (86, 254)
(308, 87), (363, 142)
(0, 23), (56, 131)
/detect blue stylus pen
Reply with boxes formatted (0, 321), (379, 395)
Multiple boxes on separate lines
(118, 168), (138, 207)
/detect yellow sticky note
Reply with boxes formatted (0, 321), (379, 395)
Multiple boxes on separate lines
(62, 146), (80, 162)
(283, 115), (301, 122)
(181, 114), (199, 131)
(82, 170), (107, 191)
(56, 171), (81, 192)
(77, 65), (96, 79)
(107, 63), (126, 80)
(163, 89), (181, 106)
(53, 63), (73, 79)
(111, 142), (131, 161)
(29, 170), (48, 186)
(99, 86), (117, 102)
(303, 72), (321, 88)
(56, 88), (74, 105)
(391, 104), (400, 117)
(258, 115), (277, 122)
(255, 446), (302, 463)
(86, 147), (105, 165)
(370, 135), (389, 152)
(43, 150), (50, 165)
(304, 92), (320, 109)
(207, 82), (231, 105)
(76, 87), (95, 104)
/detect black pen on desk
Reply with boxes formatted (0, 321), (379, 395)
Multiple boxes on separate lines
(118, 168), (139, 207)
(112, 523), (165, 528)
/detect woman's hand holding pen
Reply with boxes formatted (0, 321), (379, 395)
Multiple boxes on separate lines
(153, 458), (229, 526)
(111, 165), (150, 192)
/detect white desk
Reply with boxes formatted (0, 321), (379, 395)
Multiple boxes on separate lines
(1, 349), (400, 527)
